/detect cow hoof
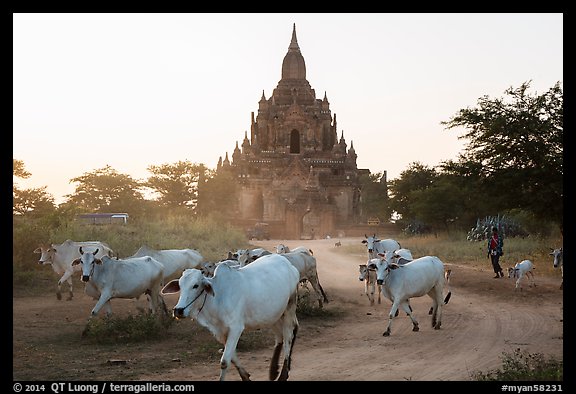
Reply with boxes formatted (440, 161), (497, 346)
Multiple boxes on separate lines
(412, 326), (419, 332)
(434, 323), (442, 330)
(383, 331), (391, 337)
(56, 293), (62, 301)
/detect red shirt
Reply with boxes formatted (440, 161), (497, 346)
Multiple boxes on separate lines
(490, 235), (498, 250)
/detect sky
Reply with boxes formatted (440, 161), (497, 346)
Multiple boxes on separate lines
(13, 13), (563, 204)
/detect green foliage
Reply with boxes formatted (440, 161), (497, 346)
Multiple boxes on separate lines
(145, 160), (208, 209)
(471, 348), (563, 381)
(442, 81), (563, 229)
(83, 311), (174, 344)
(64, 165), (145, 213)
(389, 162), (438, 222)
(358, 171), (391, 222)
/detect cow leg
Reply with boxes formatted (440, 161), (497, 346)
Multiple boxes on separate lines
(428, 288), (443, 329)
(308, 276), (325, 308)
(230, 352), (250, 381)
(278, 294), (298, 381)
(400, 300), (419, 332)
(377, 284), (382, 304)
(384, 300), (401, 336)
(269, 322), (288, 380)
(55, 277), (73, 301)
(58, 269), (75, 301)
(528, 271), (536, 287)
(367, 281), (374, 306)
(91, 292), (113, 317)
(55, 281), (62, 300)
(219, 327), (244, 381)
(279, 323), (298, 381)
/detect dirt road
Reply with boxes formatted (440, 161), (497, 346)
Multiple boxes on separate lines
(13, 237), (563, 381)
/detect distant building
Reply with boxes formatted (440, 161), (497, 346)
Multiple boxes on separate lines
(217, 24), (376, 239)
(77, 213), (129, 225)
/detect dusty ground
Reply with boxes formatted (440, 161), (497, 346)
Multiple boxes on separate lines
(13, 237), (563, 382)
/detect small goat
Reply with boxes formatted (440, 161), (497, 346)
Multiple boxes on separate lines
(507, 260), (536, 291)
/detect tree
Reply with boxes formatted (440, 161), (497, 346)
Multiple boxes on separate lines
(358, 171), (391, 222)
(409, 176), (466, 234)
(196, 167), (238, 219)
(146, 160), (208, 211)
(13, 187), (56, 216)
(13, 159), (31, 179)
(441, 81), (563, 232)
(13, 159), (56, 216)
(388, 162), (438, 222)
(64, 165), (145, 213)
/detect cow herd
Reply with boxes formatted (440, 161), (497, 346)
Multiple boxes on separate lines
(32, 236), (563, 381)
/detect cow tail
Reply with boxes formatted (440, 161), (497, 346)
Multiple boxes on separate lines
(443, 269), (452, 305)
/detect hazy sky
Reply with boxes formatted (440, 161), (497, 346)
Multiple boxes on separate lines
(13, 13), (563, 204)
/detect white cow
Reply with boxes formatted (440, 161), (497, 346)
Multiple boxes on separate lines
(361, 234), (401, 259)
(372, 255), (450, 336)
(233, 248), (272, 266)
(276, 247), (328, 308)
(507, 260), (536, 291)
(34, 240), (114, 300)
(161, 253), (301, 381)
(358, 264), (381, 306)
(549, 247), (563, 289)
(380, 248), (414, 265)
(201, 259), (241, 277)
(72, 248), (167, 325)
(129, 245), (204, 283)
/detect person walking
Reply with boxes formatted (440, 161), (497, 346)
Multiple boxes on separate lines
(487, 226), (504, 278)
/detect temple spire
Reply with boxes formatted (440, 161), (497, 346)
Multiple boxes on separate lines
(289, 23), (299, 50)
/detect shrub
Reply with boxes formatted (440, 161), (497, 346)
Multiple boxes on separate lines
(82, 311), (174, 344)
(471, 348), (563, 381)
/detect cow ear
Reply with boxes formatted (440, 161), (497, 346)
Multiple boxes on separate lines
(377, 253), (385, 258)
(34, 248), (41, 254)
(71, 258), (81, 266)
(389, 263), (400, 270)
(161, 280), (181, 295)
(203, 279), (215, 296)
(361, 240), (367, 244)
(94, 258), (102, 265)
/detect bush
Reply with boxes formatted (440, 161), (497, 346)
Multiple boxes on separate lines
(83, 311), (174, 344)
(471, 348), (563, 381)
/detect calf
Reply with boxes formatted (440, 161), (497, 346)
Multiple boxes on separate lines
(162, 254), (301, 381)
(507, 260), (536, 291)
(358, 264), (381, 306)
